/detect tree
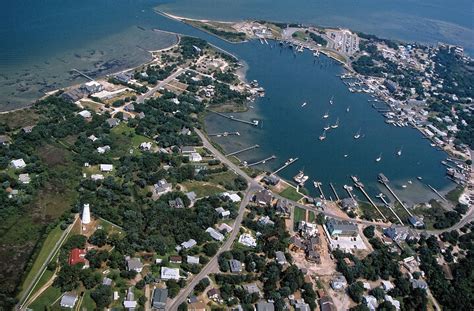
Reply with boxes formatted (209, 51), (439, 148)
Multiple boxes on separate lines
(363, 226), (375, 238)
(203, 242), (219, 256)
(88, 229), (108, 247)
(91, 285), (112, 309)
(348, 281), (365, 303)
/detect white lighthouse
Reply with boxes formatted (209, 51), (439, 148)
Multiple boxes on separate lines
(82, 203), (91, 225)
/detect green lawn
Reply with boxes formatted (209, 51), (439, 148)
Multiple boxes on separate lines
(81, 290), (96, 310)
(445, 186), (464, 204)
(29, 286), (62, 310)
(18, 224), (63, 298)
(292, 31), (307, 41)
(208, 170), (238, 185)
(357, 201), (383, 221)
(181, 181), (224, 197)
(279, 187), (303, 201)
(293, 207), (307, 228)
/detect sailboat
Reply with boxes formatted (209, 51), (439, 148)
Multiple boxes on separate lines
(324, 124), (331, 131)
(301, 102), (307, 107)
(319, 130), (327, 141)
(396, 146), (403, 156)
(322, 111), (329, 119)
(375, 153), (382, 162)
(329, 96), (334, 105)
(331, 118), (339, 129)
(353, 129), (361, 139)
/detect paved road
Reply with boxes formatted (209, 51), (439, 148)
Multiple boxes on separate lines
(137, 68), (186, 103)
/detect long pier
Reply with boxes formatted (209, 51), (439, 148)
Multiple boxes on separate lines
(208, 131), (240, 137)
(72, 68), (94, 81)
(378, 174), (413, 217)
(207, 110), (259, 127)
(343, 185), (355, 200)
(427, 184), (447, 202)
(376, 193), (404, 225)
(353, 182), (387, 221)
(245, 155), (276, 167)
(329, 183), (340, 201)
(225, 144), (259, 157)
(273, 157), (299, 175)
(314, 181), (326, 201)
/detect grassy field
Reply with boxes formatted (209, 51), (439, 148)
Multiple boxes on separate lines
(29, 286), (62, 310)
(292, 31), (307, 41)
(208, 170), (238, 186)
(110, 123), (153, 156)
(81, 291), (96, 310)
(181, 181), (224, 197)
(445, 186), (464, 204)
(293, 207), (307, 228)
(279, 186), (303, 201)
(18, 224), (63, 298)
(0, 108), (39, 129)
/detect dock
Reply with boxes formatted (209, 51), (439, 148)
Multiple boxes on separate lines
(427, 184), (447, 202)
(207, 109), (259, 127)
(343, 185), (355, 200)
(329, 183), (340, 201)
(378, 173), (413, 217)
(273, 157), (299, 175)
(225, 144), (259, 157)
(376, 193), (404, 225)
(245, 155), (276, 167)
(72, 68), (94, 81)
(314, 181), (326, 201)
(353, 180), (387, 221)
(208, 131), (240, 137)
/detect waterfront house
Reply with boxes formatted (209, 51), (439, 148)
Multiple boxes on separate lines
(126, 257), (143, 273)
(325, 218), (358, 237)
(261, 175), (280, 186)
(115, 72), (132, 83)
(340, 198), (358, 210)
(254, 189), (273, 206)
(82, 81), (103, 94)
(161, 267), (180, 280)
(408, 216), (425, 228)
(60, 292), (78, 309)
(152, 288), (168, 311)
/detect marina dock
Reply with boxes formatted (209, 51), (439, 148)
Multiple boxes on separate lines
(208, 131), (240, 137)
(207, 109), (259, 127)
(378, 173), (413, 217)
(427, 184), (447, 202)
(273, 157), (298, 175)
(245, 155), (276, 167)
(376, 193), (404, 225)
(72, 68), (94, 81)
(225, 144), (259, 156)
(353, 178), (387, 221)
(343, 185), (355, 200)
(314, 181), (326, 201)
(329, 183), (340, 201)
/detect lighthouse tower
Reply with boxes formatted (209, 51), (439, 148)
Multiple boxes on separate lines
(82, 204), (91, 225)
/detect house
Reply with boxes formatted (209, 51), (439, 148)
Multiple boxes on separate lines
(325, 218), (358, 237)
(215, 207), (230, 218)
(384, 79), (398, 93)
(298, 221), (318, 238)
(330, 275), (347, 290)
(261, 175), (280, 186)
(384, 295), (401, 310)
(222, 192), (241, 202)
(153, 179), (172, 197)
(306, 250), (321, 264)
(106, 118), (120, 128)
(60, 292), (78, 309)
(88, 134), (98, 142)
(22, 125), (35, 133)
(169, 255), (182, 264)
(340, 198), (358, 210)
(11, 158), (26, 169)
(256, 301), (275, 311)
(97, 145), (111, 154)
(218, 223), (233, 233)
(181, 146), (196, 154)
(18, 173), (30, 184)
(68, 248), (88, 266)
(410, 279), (428, 290)
(169, 197), (185, 209)
(161, 267), (180, 280)
(124, 287), (138, 310)
(140, 142), (153, 151)
(180, 127), (191, 136)
(82, 81), (103, 94)
(275, 251), (287, 265)
(100, 164), (113, 172)
(186, 191), (197, 205)
(152, 288), (168, 310)
(320, 297), (336, 311)
(61, 89), (85, 103)
(102, 277), (112, 286)
(187, 255), (200, 265)
(238, 233), (257, 247)
(363, 295), (378, 311)
(381, 280), (395, 291)
(206, 227), (224, 241)
(243, 283), (261, 296)
(137, 112), (146, 119)
(289, 236), (306, 252)
(115, 72), (132, 83)
(78, 110), (92, 119)
(91, 174), (104, 181)
(293, 300), (310, 311)
(124, 103), (135, 112)
(275, 199), (291, 215)
(126, 257), (143, 273)
(181, 239), (197, 250)
(258, 216), (275, 226)
(189, 152), (202, 162)
(254, 189), (273, 206)
(408, 216), (425, 228)
(229, 259), (242, 273)
(207, 288), (221, 301)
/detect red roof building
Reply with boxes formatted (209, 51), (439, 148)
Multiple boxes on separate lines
(68, 248), (87, 266)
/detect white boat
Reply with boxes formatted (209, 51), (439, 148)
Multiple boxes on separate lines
(408, 180), (412, 184)
(329, 96), (334, 105)
(402, 184), (407, 189)
(397, 147), (402, 156)
(322, 111), (329, 119)
(319, 130), (327, 141)
(301, 102), (307, 107)
(417, 176), (423, 180)
(354, 129), (361, 139)
(324, 124), (330, 131)
(346, 106), (350, 112)
(344, 154), (348, 158)
(313, 181), (320, 188)
(331, 118), (339, 129)
(375, 153), (382, 162)
(294, 170), (309, 184)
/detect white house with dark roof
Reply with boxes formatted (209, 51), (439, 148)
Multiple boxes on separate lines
(126, 257), (143, 273)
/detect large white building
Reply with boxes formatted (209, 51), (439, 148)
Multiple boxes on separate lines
(82, 204), (91, 225)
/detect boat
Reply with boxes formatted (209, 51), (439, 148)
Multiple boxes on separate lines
(329, 96), (334, 105)
(417, 176), (423, 180)
(375, 153), (382, 162)
(354, 129), (361, 139)
(313, 181), (320, 189)
(408, 180), (412, 184)
(322, 111), (329, 119)
(331, 118), (339, 129)
(402, 184), (407, 189)
(301, 102), (307, 107)
(397, 147), (403, 156)
(346, 106), (350, 112)
(344, 154), (348, 158)
(294, 170), (309, 185)
(319, 130), (327, 141)
(324, 124), (330, 131)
